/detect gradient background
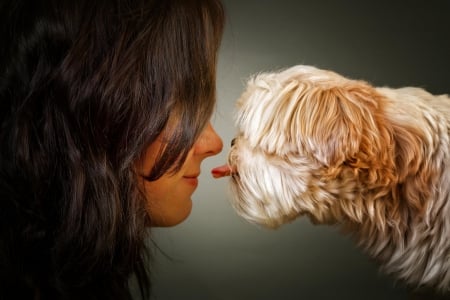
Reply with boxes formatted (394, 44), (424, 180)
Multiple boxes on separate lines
(150, 1), (450, 299)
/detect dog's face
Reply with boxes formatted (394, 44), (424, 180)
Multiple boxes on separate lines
(228, 65), (397, 228)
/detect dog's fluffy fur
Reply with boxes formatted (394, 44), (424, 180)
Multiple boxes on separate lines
(228, 65), (450, 291)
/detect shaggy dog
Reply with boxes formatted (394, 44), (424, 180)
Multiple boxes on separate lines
(212, 65), (450, 292)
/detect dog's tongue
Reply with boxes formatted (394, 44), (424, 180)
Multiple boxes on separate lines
(211, 164), (232, 178)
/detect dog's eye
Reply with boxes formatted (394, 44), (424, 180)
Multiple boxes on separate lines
(231, 138), (236, 147)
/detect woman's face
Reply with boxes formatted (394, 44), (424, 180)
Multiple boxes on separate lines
(139, 123), (223, 227)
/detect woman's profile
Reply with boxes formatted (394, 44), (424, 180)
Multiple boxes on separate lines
(0, 0), (225, 299)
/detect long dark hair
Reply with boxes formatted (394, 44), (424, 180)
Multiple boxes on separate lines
(0, 0), (224, 298)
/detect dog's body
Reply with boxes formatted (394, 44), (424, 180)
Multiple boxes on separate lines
(227, 65), (450, 291)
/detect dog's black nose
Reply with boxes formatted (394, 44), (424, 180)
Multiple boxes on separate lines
(231, 138), (236, 147)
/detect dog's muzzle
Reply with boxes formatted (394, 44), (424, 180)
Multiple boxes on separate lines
(211, 139), (237, 178)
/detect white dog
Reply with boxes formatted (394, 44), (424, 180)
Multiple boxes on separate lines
(213, 65), (450, 292)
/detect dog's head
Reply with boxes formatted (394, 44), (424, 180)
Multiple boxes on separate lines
(228, 65), (398, 228)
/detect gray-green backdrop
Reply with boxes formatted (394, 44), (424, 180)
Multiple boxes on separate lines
(151, 1), (450, 299)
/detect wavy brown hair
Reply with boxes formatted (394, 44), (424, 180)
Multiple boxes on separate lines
(0, 0), (224, 299)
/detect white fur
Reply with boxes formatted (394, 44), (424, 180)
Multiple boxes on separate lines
(228, 65), (450, 292)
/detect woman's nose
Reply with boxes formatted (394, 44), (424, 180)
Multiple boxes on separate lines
(194, 123), (223, 157)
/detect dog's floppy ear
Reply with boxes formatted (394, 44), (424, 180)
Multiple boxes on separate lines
(292, 80), (396, 184)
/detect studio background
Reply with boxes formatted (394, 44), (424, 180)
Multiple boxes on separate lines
(150, 1), (450, 299)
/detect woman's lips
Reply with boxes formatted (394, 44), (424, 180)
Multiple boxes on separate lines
(183, 175), (199, 187)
